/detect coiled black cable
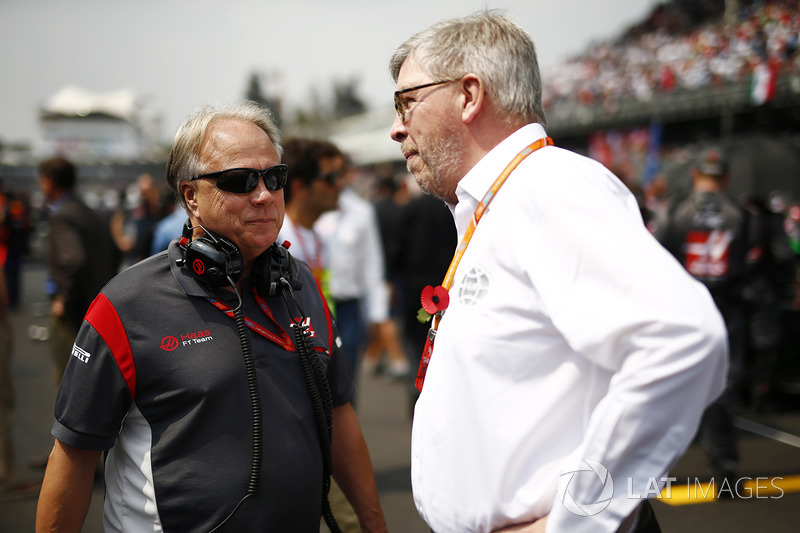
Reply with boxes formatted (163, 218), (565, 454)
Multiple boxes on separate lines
(209, 279), (262, 532)
(280, 278), (341, 533)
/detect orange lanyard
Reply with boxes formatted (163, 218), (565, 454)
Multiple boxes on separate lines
(433, 136), (553, 329)
(415, 136), (554, 392)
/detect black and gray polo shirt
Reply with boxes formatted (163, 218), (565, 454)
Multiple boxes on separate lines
(52, 240), (355, 532)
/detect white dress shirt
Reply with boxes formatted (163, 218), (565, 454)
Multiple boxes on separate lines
(411, 124), (728, 533)
(315, 187), (389, 324)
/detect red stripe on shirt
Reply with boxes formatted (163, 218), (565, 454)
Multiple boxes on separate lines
(313, 277), (335, 357)
(84, 294), (136, 399)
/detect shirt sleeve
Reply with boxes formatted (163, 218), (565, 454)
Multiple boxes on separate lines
(360, 203), (390, 324)
(326, 314), (357, 407)
(52, 294), (135, 450)
(516, 155), (728, 533)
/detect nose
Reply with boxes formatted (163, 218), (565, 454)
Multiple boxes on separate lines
(390, 113), (407, 143)
(250, 176), (276, 205)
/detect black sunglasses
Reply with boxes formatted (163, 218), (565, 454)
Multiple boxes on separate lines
(190, 164), (288, 193)
(394, 79), (457, 122)
(317, 170), (343, 186)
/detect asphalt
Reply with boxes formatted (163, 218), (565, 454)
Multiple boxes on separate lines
(2, 261), (799, 532)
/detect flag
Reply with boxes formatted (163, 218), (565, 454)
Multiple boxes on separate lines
(749, 61), (776, 105)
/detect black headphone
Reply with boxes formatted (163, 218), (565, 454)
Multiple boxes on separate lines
(177, 221), (243, 288)
(178, 220), (301, 295)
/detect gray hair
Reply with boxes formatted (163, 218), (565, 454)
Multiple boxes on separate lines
(389, 10), (546, 127)
(165, 101), (283, 209)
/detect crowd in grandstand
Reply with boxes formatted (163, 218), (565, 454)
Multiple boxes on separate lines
(543, 0), (800, 111)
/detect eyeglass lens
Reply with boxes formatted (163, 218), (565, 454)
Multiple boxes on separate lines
(215, 165), (288, 193)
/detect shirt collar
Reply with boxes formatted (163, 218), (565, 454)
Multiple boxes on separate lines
(451, 123), (548, 235)
(47, 193), (73, 214)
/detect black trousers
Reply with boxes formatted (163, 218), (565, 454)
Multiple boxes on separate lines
(635, 500), (661, 532)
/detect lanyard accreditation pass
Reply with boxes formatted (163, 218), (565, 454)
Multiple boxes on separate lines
(415, 136), (554, 391)
(208, 289), (295, 351)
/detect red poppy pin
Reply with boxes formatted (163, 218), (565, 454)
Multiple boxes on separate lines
(417, 285), (450, 323)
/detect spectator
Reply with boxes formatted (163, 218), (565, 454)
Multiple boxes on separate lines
(655, 148), (749, 489)
(37, 157), (118, 384)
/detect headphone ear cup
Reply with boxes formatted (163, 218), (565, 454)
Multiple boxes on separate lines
(183, 234), (243, 288)
(254, 243), (302, 296)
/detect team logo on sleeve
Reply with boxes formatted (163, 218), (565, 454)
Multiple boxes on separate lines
(71, 344), (91, 363)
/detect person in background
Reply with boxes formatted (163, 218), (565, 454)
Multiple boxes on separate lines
(110, 173), (167, 266)
(1, 210), (40, 496)
(316, 164), (408, 382)
(395, 181), (457, 413)
(362, 176), (412, 380)
(35, 102), (387, 533)
(741, 193), (796, 412)
(655, 148), (750, 490)
(150, 194), (189, 255)
(0, 181), (32, 310)
(390, 11), (727, 532)
(37, 157), (118, 385)
(278, 138), (343, 290)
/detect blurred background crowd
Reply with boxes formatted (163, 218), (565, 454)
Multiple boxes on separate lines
(2, 0), (800, 528)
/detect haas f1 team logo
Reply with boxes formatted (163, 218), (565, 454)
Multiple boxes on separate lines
(685, 229), (733, 280)
(192, 259), (206, 275)
(160, 336), (179, 351)
(160, 330), (214, 351)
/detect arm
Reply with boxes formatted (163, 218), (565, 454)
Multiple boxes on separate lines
(331, 403), (388, 533)
(493, 516), (548, 532)
(48, 214), (90, 318)
(35, 440), (102, 533)
(517, 166), (726, 532)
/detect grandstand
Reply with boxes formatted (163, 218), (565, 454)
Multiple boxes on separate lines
(545, 0), (800, 202)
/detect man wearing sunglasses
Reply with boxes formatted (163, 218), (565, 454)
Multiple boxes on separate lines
(279, 137), (345, 290)
(390, 11), (727, 533)
(36, 102), (387, 532)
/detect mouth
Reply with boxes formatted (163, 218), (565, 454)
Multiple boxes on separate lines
(247, 217), (277, 226)
(401, 142), (418, 161)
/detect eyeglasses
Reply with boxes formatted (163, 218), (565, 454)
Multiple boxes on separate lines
(394, 79), (458, 122)
(190, 164), (288, 193)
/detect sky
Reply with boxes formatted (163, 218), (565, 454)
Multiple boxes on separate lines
(0, 0), (661, 145)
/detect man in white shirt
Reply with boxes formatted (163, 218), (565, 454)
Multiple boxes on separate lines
(388, 11), (728, 533)
(315, 172), (396, 377)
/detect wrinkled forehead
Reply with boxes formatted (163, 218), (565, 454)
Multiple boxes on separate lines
(197, 119), (278, 172)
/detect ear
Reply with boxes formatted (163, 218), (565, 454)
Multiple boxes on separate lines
(459, 74), (484, 124)
(180, 180), (201, 218)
